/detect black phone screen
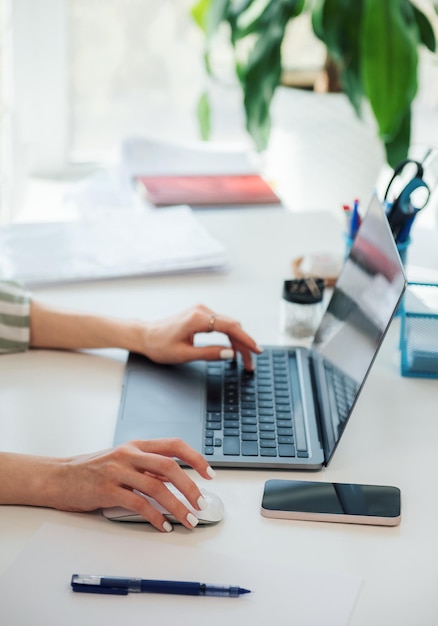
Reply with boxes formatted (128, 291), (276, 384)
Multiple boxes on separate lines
(262, 479), (400, 518)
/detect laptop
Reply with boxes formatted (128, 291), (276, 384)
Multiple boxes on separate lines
(113, 196), (406, 469)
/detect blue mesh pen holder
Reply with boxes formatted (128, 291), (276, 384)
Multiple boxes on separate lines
(400, 282), (438, 378)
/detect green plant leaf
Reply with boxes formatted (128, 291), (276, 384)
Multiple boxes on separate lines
(241, 6), (293, 150)
(190, 0), (212, 33)
(361, 0), (418, 142)
(311, 0), (364, 115)
(243, 47), (282, 149)
(411, 4), (436, 52)
(196, 91), (211, 140)
(384, 106), (411, 167)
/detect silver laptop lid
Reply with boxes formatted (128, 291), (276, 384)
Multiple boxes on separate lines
(311, 195), (406, 463)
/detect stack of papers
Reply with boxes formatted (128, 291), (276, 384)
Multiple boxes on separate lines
(121, 136), (259, 178)
(121, 136), (281, 208)
(0, 206), (228, 286)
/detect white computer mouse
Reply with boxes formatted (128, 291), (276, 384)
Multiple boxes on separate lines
(102, 484), (224, 525)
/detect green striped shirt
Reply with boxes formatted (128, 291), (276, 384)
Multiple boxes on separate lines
(0, 281), (30, 353)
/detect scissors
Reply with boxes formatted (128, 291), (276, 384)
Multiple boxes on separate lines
(384, 157), (431, 242)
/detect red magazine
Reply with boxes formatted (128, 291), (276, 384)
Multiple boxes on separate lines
(134, 173), (281, 207)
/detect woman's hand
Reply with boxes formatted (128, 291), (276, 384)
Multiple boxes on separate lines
(137, 304), (262, 371)
(30, 301), (261, 370)
(0, 439), (216, 533)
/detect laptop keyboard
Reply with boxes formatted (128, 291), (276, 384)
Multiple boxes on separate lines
(203, 349), (309, 459)
(324, 361), (359, 426)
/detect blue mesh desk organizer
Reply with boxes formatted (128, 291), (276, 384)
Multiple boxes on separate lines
(400, 282), (438, 378)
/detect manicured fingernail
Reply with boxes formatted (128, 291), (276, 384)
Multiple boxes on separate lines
(256, 345), (263, 353)
(220, 348), (234, 360)
(197, 495), (207, 510)
(163, 521), (173, 533)
(206, 466), (217, 479)
(187, 513), (199, 528)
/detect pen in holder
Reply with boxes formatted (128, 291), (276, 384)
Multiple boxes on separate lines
(343, 197), (411, 267)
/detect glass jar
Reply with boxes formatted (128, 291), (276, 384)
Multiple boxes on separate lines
(281, 278), (325, 338)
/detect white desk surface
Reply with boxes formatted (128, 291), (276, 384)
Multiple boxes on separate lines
(1, 207), (438, 625)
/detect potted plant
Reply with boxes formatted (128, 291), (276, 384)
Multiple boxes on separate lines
(191, 0), (437, 168)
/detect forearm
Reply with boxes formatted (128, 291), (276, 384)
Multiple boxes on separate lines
(0, 452), (64, 508)
(29, 299), (144, 352)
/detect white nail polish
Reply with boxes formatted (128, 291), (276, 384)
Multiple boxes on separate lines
(220, 348), (234, 360)
(187, 513), (199, 527)
(163, 521), (173, 533)
(197, 495), (207, 510)
(206, 466), (217, 479)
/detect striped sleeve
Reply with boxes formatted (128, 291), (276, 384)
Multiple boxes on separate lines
(0, 281), (31, 354)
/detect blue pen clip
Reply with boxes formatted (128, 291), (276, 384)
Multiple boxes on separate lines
(71, 574), (129, 595)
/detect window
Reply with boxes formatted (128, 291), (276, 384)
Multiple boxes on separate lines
(2, 0), (245, 220)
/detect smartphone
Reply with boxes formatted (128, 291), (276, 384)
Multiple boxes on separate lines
(261, 479), (401, 526)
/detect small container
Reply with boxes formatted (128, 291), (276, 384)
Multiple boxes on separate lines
(400, 281), (438, 378)
(281, 278), (325, 338)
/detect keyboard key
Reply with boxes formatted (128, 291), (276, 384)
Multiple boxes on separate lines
(259, 431), (275, 440)
(260, 439), (276, 448)
(223, 420), (239, 429)
(242, 424), (258, 433)
(224, 428), (239, 437)
(223, 437), (240, 455)
(259, 408), (274, 416)
(242, 441), (259, 456)
(242, 432), (258, 441)
(278, 444), (296, 457)
(204, 447), (214, 455)
(277, 428), (293, 436)
(224, 405), (239, 413)
(207, 412), (221, 420)
(260, 447), (277, 457)
(224, 413), (239, 421)
(278, 435), (294, 444)
(206, 376), (222, 411)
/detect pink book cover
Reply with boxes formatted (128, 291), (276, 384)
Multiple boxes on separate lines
(135, 174), (281, 207)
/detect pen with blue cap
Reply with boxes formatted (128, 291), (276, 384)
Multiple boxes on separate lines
(71, 574), (251, 597)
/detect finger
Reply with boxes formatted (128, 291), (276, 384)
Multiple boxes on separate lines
(132, 438), (216, 482)
(118, 488), (173, 532)
(117, 468), (204, 531)
(184, 344), (235, 362)
(134, 482), (202, 531)
(189, 343), (254, 371)
(206, 315), (262, 355)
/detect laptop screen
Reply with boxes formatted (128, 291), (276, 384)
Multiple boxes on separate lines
(311, 195), (406, 462)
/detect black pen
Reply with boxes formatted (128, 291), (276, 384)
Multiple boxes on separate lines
(71, 574), (251, 597)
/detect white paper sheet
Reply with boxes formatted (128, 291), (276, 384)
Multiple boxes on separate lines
(0, 523), (362, 626)
(0, 206), (227, 286)
(121, 136), (258, 177)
